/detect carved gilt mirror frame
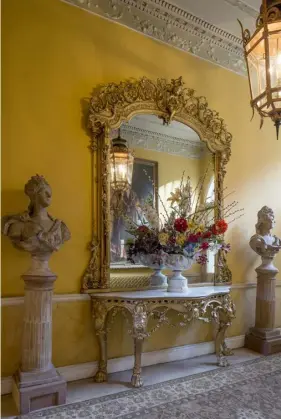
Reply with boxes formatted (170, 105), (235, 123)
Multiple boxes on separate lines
(81, 77), (232, 293)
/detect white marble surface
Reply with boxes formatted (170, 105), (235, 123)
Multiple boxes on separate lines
(91, 286), (231, 299)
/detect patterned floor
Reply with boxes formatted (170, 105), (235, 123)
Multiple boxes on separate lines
(20, 354), (281, 419)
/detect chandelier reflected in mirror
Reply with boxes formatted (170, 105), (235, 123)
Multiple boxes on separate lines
(110, 130), (134, 192)
(239, 0), (281, 138)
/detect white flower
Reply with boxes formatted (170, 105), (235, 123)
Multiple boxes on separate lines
(141, 203), (159, 229)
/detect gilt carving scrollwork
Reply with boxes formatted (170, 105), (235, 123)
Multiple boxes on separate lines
(87, 77), (232, 161)
(81, 76), (233, 292)
(81, 235), (100, 291)
(91, 291), (236, 385)
(131, 303), (149, 339)
(216, 251), (233, 283)
(155, 77), (186, 123)
(92, 300), (108, 334)
(92, 300), (109, 382)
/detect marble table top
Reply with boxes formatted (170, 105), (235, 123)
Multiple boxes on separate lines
(91, 286), (231, 300)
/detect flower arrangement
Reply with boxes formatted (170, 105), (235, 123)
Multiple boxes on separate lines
(125, 171), (242, 267)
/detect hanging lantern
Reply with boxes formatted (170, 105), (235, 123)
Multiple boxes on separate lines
(239, 0), (281, 139)
(110, 130), (134, 192)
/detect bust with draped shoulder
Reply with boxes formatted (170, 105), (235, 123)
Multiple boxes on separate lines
(2, 175), (71, 275)
(249, 206), (281, 265)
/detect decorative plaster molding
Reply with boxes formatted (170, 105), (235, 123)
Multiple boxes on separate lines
(61, 0), (247, 76)
(1, 334), (245, 395)
(223, 0), (259, 18)
(119, 125), (204, 159)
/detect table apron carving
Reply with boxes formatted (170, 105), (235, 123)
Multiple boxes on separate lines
(91, 290), (235, 387)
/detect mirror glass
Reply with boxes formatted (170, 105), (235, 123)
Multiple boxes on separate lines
(110, 114), (215, 283)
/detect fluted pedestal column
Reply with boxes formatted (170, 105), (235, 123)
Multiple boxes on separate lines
(12, 272), (66, 414)
(245, 256), (281, 355)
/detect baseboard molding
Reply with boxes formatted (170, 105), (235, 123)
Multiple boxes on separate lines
(1, 334), (245, 395)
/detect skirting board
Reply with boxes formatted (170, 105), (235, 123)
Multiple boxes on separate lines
(1, 334), (245, 395)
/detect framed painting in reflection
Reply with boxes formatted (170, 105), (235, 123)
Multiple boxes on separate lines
(110, 158), (158, 265)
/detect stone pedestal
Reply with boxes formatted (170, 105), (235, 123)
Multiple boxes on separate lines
(12, 273), (66, 415)
(245, 256), (281, 355)
(1, 175), (71, 414)
(149, 269), (167, 288)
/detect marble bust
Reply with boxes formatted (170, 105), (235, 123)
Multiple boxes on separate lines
(2, 175), (71, 275)
(249, 206), (281, 264)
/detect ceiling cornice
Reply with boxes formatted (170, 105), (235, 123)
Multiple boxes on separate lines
(62, 0), (248, 76)
(222, 0), (259, 18)
(110, 125), (205, 160)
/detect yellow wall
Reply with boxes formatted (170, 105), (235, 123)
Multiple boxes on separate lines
(2, 0), (281, 377)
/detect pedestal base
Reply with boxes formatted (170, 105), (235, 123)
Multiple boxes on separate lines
(245, 328), (281, 355)
(150, 269), (167, 288)
(12, 367), (66, 415)
(167, 277), (188, 292)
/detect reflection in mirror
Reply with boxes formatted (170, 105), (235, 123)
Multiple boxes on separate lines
(109, 114), (215, 283)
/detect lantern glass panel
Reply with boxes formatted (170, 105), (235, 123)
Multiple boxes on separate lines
(246, 28), (266, 101)
(267, 22), (281, 102)
(110, 150), (134, 191)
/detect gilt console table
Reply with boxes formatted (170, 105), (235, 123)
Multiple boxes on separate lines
(90, 286), (236, 388)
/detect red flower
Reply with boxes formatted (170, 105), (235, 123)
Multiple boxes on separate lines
(211, 219), (228, 235)
(168, 236), (176, 244)
(203, 231), (212, 239)
(137, 225), (150, 235)
(187, 233), (198, 243)
(174, 218), (188, 233)
(201, 242), (209, 250)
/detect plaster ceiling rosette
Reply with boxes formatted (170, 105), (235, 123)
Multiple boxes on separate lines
(61, 0), (260, 76)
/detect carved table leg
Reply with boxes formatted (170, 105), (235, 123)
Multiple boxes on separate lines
(222, 340), (234, 356)
(131, 303), (148, 388)
(95, 333), (108, 382)
(92, 301), (108, 382)
(215, 295), (236, 367)
(131, 338), (144, 387)
(215, 322), (230, 366)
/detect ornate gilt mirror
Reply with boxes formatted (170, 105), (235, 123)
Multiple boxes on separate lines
(81, 77), (232, 293)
